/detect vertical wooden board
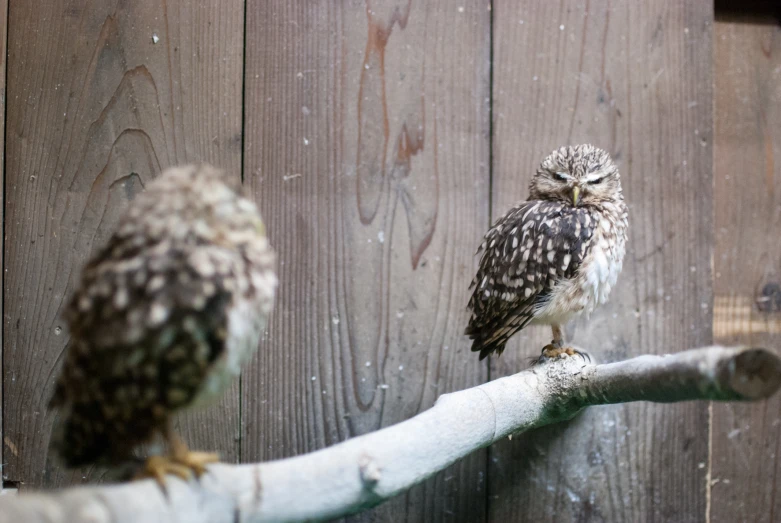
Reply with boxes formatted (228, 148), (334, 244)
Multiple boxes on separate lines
(711, 19), (781, 523)
(490, 1), (713, 521)
(3, 1), (244, 488)
(0, 0), (7, 492)
(242, 1), (490, 520)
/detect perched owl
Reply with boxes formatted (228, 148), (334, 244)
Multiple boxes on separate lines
(466, 144), (628, 362)
(49, 165), (276, 484)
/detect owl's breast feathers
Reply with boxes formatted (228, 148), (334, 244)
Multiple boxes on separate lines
(466, 200), (625, 360)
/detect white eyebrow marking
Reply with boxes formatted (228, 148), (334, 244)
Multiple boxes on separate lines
(584, 169), (610, 182)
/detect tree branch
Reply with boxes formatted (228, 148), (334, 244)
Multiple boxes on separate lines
(1, 345), (779, 523)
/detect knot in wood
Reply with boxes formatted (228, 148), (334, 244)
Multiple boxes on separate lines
(358, 454), (382, 488)
(756, 282), (781, 313)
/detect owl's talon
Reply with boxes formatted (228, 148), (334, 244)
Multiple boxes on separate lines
(535, 344), (591, 364)
(535, 343), (559, 364)
(173, 450), (220, 477)
(161, 425), (220, 478)
(134, 455), (195, 493)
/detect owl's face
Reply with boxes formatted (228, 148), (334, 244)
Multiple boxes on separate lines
(529, 144), (622, 207)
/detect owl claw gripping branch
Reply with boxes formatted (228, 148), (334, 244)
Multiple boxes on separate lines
(466, 145), (628, 364)
(48, 165), (277, 490)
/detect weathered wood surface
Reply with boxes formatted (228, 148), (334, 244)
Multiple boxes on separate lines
(711, 17), (781, 523)
(490, 1), (713, 521)
(2, 2), (779, 522)
(2, 1), (244, 487)
(0, 0), (7, 491)
(241, 1), (490, 520)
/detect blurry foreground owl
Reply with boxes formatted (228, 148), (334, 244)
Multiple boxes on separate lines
(466, 144), (628, 362)
(49, 165), (276, 484)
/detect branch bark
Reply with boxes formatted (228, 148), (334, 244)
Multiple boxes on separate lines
(1, 345), (779, 523)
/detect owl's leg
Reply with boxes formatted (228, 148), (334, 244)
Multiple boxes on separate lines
(536, 324), (591, 363)
(551, 324), (564, 347)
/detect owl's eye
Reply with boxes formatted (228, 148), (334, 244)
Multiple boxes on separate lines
(552, 172), (568, 182)
(588, 177), (604, 185)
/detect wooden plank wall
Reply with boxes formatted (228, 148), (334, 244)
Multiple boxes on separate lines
(490, 1), (713, 521)
(241, 2), (490, 520)
(3, 1), (244, 487)
(711, 14), (781, 522)
(0, 0), (6, 492)
(0, 2), (779, 522)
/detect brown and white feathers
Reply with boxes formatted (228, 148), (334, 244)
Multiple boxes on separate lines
(49, 165), (276, 467)
(466, 144), (628, 360)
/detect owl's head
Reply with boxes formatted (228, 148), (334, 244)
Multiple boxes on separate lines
(117, 164), (271, 252)
(529, 144), (622, 207)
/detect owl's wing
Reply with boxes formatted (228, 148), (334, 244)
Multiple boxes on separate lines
(48, 235), (242, 466)
(51, 239), (234, 413)
(465, 200), (595, 360)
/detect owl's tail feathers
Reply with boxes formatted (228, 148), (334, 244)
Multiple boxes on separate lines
(465, 324), (511, 361)
(48, 403), (114, 469)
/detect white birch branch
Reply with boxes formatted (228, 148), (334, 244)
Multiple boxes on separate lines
(1, 345), (779, 523)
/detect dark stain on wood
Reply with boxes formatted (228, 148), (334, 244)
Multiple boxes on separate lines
(355, 1), (437, 270)
(757, 283), (781, 313)
(356, 1), (412, 225)
(392, 114), (437, 269)
(241, 2), (488, 521)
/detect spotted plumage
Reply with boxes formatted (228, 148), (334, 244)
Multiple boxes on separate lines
(49, 165), (276, 475)
(466, 144), (628, 360)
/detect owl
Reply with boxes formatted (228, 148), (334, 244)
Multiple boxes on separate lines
(466, 144), (628, 362)
(49, 164), (277, 485)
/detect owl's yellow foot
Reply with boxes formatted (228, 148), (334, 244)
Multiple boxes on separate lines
(133, 424), (220, 493)
(535, 343), (591, 364)
(171, 450), (220, 477)
(165, 423), (220, 478)
(133, 451), (219, 493)
(133, 455), (195, 492)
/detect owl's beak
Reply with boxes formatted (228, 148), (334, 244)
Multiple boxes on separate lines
(571, 186), (581, 206)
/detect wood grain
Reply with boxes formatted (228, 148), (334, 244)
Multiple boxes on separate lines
(710, 18), (781, 523)
(2, 1), (244, 488)
(241, 1), (490, 520)
(490, 1), (713, 521)
(0, 0), (6, 492)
